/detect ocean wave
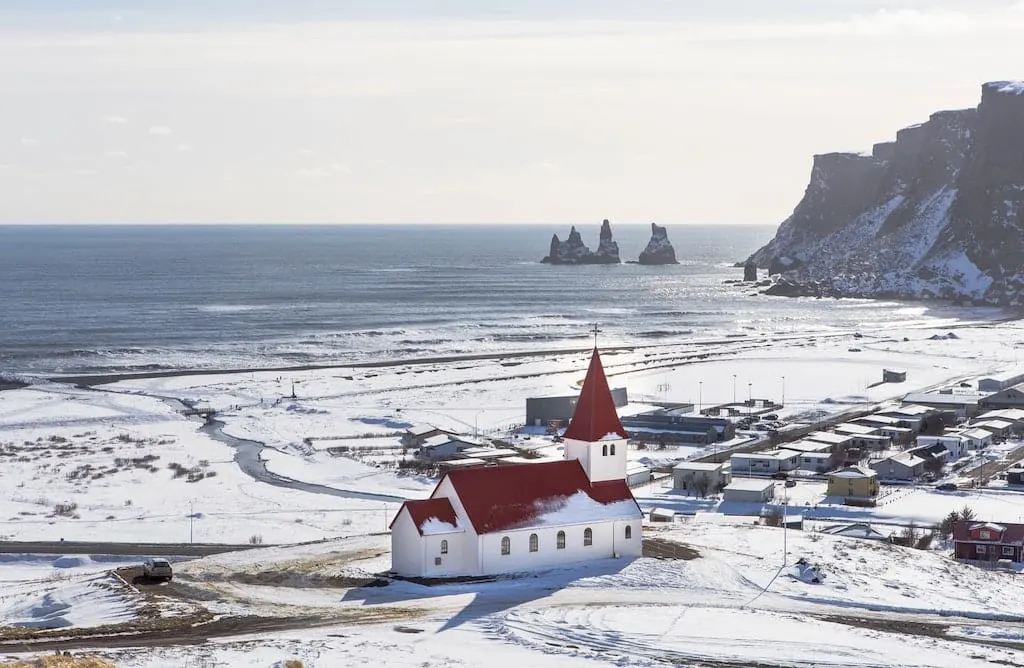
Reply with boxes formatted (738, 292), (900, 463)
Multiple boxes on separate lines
(634, 329), (695, 339)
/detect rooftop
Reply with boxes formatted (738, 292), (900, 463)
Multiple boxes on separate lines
(562, 348), (629, 442)
(902, 392), (989, 405)
(724, 478), (774, 492)
(805, 431), (851, 445)
(833, 422), (882, 436)
(673, 461), (725, 472)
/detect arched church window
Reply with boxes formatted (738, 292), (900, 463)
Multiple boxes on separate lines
(610, 443), (616, 456)
(556, 531), (566, 549)
(584, 527), (593, 546)
(440, 539), (448, 554)
(625, 525), (632, 540)
(602, 444), (608, 456)
(501, 536), (511, 555)
(529, 533), (539, 552)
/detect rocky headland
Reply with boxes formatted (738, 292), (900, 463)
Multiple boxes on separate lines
(746, 81), (1024, 306)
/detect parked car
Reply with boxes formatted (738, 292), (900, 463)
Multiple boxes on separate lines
(142, 557), (173, 582)
(763, 414), (779, 421)
(785, 479), (797, 488)
(935, 482), (958, 492)
(772, 471), (789, 480)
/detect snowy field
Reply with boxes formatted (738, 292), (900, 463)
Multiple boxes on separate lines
(4, 319), (1024, 665)
(5, 523), (1024, 667)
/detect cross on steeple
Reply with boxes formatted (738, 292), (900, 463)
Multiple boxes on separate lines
(590, 323), (602, 348)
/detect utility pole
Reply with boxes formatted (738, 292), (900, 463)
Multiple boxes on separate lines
(783, 482), (788, 566)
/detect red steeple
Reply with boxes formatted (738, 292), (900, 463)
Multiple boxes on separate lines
(563, 348), (629, 442)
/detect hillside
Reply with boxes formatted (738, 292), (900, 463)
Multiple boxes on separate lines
(748, 81), (1024, 305)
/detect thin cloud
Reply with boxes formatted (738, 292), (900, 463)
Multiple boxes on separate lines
(105, 150), (128, 158)
(148, 125), (172, 135)
(20, 137), (40, 146)
(101, 115), (128, 124)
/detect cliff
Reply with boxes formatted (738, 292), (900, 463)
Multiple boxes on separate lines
(541, 220), (621, 264)
(638, 223), (679, 265)
(748, 81), (1024, 305)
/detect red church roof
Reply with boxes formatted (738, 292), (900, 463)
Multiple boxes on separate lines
(562, 348), (629, 442)
(390, 497), (459, 535)
(437, 459), (638, 534)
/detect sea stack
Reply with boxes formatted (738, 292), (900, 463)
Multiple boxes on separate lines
(637, 223), (678, 265)
(541, 220), (621, 264)
(746, 80), (1024, 306)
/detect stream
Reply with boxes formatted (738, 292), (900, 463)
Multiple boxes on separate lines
(198, 419), (408, 504)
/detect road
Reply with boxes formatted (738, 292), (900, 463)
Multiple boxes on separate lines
(0, 540), (259, 557)
(962, 444), (1024, 482)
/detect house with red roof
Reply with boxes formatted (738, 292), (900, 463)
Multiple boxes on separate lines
(389, 348), (643, 577)
(953, 520), (1024, 564)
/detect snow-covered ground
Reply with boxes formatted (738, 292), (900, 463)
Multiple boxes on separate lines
(7, 523), (1024, 666)
(4, 319), (1024, 665)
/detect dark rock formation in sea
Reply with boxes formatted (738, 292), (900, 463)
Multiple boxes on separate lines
(541, 220), (621, 264)
(746, 81), (1024, 306)
(743, 262), (757, 282)
(637, 223), (679, 265)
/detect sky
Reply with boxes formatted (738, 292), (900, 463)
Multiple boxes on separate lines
(1, 1), (1022, 225)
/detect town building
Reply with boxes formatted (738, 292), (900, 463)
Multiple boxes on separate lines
(525, 387), (629, 429)
(672, 461), (731, 496)
(416, 434), (484, 461)
(729, 450), (800, 476)
(826, 466), (879, 505)
(882, 368), (907, 383)
(902, 391), (988, 419)
(914, 434), (967, 460)
(977, 369), (1024, 393)
(869, 451), (926, 481)
(970, 418), (1014, 439)
(793, 451), (834, 473)
(1006, 467), (1024, 486)
(722, 478), (775, 503)
(833, 422), (892, 451)
(957, 427), (994, 450)
(403, 425), (455, 448)
(621, 410), (735, 444)
(390, 348), (642, 578)
(953, 521), (1024, 564)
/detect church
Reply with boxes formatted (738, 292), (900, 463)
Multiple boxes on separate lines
(389, 347), (643, 578)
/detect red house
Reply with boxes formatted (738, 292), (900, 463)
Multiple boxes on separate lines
(952, 521), (1024, 563)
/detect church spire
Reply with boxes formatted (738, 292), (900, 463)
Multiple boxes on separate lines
(563, 347), (628, 442)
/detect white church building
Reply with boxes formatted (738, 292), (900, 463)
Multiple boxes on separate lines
(389, 347), (643, 577)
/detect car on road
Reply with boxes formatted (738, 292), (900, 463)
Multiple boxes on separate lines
(142, 557), (173, 582)
(785, 479), (797, 488)
(935, 482), (958, 492)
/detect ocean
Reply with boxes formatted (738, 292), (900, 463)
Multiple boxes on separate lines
(0, 224), (979, 376)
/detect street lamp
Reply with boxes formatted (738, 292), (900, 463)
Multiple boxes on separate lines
(781, 376), (786, 407)
(748, 382), (753, 417)
(732, 374), (737, 404)
(698, 381), (703, 414)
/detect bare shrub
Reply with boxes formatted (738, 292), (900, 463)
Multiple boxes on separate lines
(54, 502), (78, 517)
(249, 534), (264, 545)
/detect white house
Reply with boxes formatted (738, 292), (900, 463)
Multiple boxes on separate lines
(722, 478), (776, 503)
(729, 450), (800, 476)
(915, 434), (967, 460)
(958, 427), (994, 450)
(390, 348), (643, 578)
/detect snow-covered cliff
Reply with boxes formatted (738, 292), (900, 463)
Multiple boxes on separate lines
(748, 81), (1024, 305)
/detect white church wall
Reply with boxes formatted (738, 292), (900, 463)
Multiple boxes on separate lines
(432, 477), (482, 573)
(390, 509), (426, 577)
(420, 532), (468, 578)
(563, 436), (628, 483)
(477, 519), (640, 576)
